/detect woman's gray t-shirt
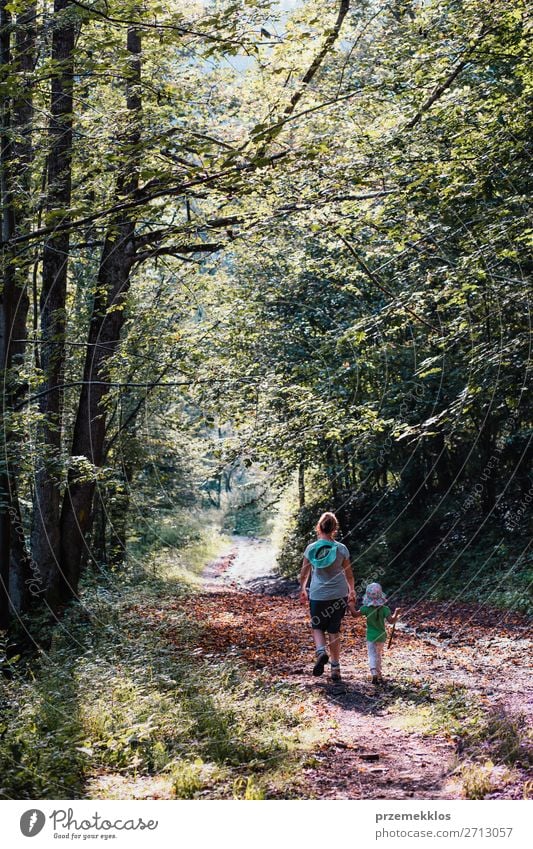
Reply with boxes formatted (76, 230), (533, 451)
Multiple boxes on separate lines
(304, 541), (350, 601)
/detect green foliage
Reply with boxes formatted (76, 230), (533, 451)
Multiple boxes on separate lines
(171, 759), (212, 800)
(0, 552), (314, 800)
(461, 762), (503, 800)
(224, 501), (264, 535)
(3, 0), (530, 617)
(181, 0), (532, 614)
(232, 775), (266, 800)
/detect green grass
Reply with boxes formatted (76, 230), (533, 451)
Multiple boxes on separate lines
(426, 685), (531, 767)
(460, 761), (513, 800)
(127, 506), (231, 581)
(387, 681), (531, 798)
(0, 545), (319, 800)
(391, 682), (532, 794)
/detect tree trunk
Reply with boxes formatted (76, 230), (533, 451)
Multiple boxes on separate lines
(0, 1), (35, 623)
(298, 462), (305, 508)
(9, 3), (36, 612)
(9, 489), (32, 611)
(10, 0), (33, 385)
(0, 0), (15, 627)
(59, 26), (141, 596)
(326, 444), (339, 504)
(91, 492), (107, 565)
(31, 0), (75, 605)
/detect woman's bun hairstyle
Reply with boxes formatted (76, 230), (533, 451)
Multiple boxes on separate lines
(316, 511), (339, 536)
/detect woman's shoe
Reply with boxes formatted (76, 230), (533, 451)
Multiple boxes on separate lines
(312, 651), (329, 676)
(330, 666), (342, 682)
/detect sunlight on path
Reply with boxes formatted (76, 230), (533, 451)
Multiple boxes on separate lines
(224, 535), (278, 586)
(196, 537), (532, 799)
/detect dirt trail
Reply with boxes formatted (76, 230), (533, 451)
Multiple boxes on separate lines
(197, 537), (532, 800)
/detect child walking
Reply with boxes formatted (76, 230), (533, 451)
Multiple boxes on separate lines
(356, 582), (400, 684)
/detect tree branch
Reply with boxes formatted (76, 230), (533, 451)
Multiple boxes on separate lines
(15, 376), (260, 411)
(249, 0), (352, 158)
(406, 25), (490, 129)
(2, 151), (288, 248)
(133, 241), (224, 264)
(68, 0), (247, 46)
(337, 234), (438, 331)
(287, 0), (351, 115)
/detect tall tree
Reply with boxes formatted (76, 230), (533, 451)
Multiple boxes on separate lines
(0, 0), (15, 626)
(59, 23), (142, 598)
(31, 0), (76, 604)
(0, 0), (36, 621)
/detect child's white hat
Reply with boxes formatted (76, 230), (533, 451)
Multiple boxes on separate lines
(363, 582), (388, 606)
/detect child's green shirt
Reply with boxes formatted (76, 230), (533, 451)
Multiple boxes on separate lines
(360, 605), (391, 642)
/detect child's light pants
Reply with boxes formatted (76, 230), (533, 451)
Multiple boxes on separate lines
(367, 640), (384, 675)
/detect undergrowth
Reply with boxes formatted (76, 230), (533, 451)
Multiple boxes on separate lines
(392, 682), (532, 798)
(428, 685), (532, 769)
(0, 545), (318, 800)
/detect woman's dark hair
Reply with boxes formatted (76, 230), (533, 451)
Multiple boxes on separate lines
(316, 511), (339, 536)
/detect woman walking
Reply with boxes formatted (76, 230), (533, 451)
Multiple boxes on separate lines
(299, 512), (355, 682)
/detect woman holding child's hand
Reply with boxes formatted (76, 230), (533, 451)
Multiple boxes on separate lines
(299, 512), (355, 683)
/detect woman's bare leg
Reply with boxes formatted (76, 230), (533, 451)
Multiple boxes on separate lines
(328, 632), (340, 663)
(312, 628), (327, 651)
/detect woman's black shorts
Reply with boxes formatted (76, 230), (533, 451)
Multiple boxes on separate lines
(309, 597), (348, 633)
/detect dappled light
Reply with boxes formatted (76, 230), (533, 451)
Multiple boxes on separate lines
(0, 0), (530, 805)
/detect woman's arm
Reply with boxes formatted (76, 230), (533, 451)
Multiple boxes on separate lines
(343, 557), (356, 602)
(299, 558), (311, 605)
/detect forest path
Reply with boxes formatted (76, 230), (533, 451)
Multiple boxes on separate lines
(195, 536), (532, 800)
